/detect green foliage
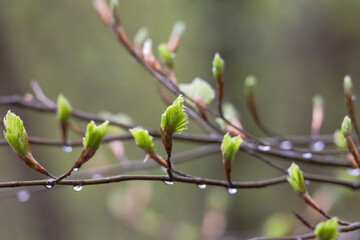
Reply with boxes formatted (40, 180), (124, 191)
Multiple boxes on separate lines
(341, 115), (351, 134)
(334, 129), (347, 148)
(344, 74), (353, 94)
(83, 121), (109, 149)
(179, 77), (215, 106)
(3, 111), (28, 155)
(314, 218), (339, 240)
(287, 162), (306, 194)
(129, 127), (155, 152)
(221, 133), (242, 162)
(161, 95), (188, 134)
(212, 52), (224, 78)
(158, 43), (174, 68)
(244, 75), (257, 96)
(57, 94), (72, 121)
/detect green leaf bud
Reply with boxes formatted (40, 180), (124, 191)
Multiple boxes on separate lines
(212, 53), (224, 79)
(244, 75), (257, 96)
(334, 129), (347, 149)
(83, 121), (109, 149)
(344, 75), (353, 94)
(314, 218), (339, 240)
(158, 43), (175, 68)
(341, 115), (351, 134)
(129, 127), (155, 152)
(3, 111), (28, 155)
(179, 77), (215, 106)
(313, 95), (324, 109)
(57, 94), (72, 122)
(287, 162), (306, 194)
(161, 95), (188, 134)
(171, 21), (186, 37)
(134, 27), (149, 47)
(221, 133), (242, 163)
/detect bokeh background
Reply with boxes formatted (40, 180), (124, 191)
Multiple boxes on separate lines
(1, 0), (360, 239)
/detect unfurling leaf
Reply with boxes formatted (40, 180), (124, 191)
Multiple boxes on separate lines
(212, 53), (224, 79)
(57, 94), (72, 121)
(134, 27), (149, 48)
(344, 75), (353, 95)
(3, 111), (28, 155)
(314, 218), (339, 240)
(3, 111), (55, 178)
(161, 95), (188, 134)
(158, 43), (175, 68)
(341, 115), (351, 135)
(334, 130), (347, 149)
(83, 121), (109, 149)
(287, 163), (306, 194)
(244, 75), (257, 96)
(221, 133), (242, 163)
(179, 77), (215, 106)
(130, 127), (155, 152)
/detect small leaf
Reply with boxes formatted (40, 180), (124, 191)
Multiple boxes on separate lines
(57, 94), (72, 121)
(161, 95), (188, 134)
(171, 21), (186, 37)
(287, 162), (306, 194)
(215, 103), (239, 128)
(334, 130), (347, 149)
(134, 27), (149, 47)
(83, 121), (109, 149)
(221, 133), (242, 163)
(3, 111), (28, 155)
(212, 53), (224, 79)
(158, 43), (175, 68)
(314, 218), (339, 240)
(179, 78), (215, 106)
(244, 75), (257, 96)
(129, 127), (155, 152)
(341, 115), (351, 134)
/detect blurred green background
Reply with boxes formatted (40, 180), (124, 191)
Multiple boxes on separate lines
(1, 0), (360, 239)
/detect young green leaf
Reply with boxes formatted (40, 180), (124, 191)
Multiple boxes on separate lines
(341, 115), (351, 134)
(314, 218), (339, 240)
(134, 27), (149, 47)
(212, 53), (224, 79)
(129, 127), (155, 152)
(215, 102), (239, 129)
(83, 121), (109, 149)
(3, 111), (28, 155)
(158, 43), (175, 68)
(344, 75), (353, 94)
(334, 130), (347, 149)
(287, 162), (306, 194)
(57, 94), (72, 121)
(221, 133), (242, 163)
(179, 78), (215, 106)
(161, 95), (188, 134)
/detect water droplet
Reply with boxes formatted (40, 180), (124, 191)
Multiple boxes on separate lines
(228, 188), (237, 194)
(73, 168), (79, 172)
(312, 141), (325, 151)
(45, 184), (53, 189)
(347, 168), (360, 176)
(280, 141), (292, 150)
(17, 191), (30, 202)
(352, 95), (357, 101)
(73, 185), (83, 192)
(257, 145), (271, 151)
(164, 180), (174, 185)
(92, 173), (103, 179)
(62, 145), (73, 152)
(302, 153), (313, 159)
(198, 184), (207, 189)
(305, 180), (311, 185)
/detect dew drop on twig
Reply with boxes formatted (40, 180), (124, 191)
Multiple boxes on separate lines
(280, 141), (292, 150)
(312, 141), (325, 152)
(257, 145), (271, 151)
(302, 153), (313, 159)
(62, 145), (73, 152)
(347, 168), (360, 177)
(198, 184), (207, 189)
(164, 180), (174, 185)
(17, 191), (30, 202)
(73, 185), (83, 192)
(73, 168), (79, 172)
(228, 188), (237, 194)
